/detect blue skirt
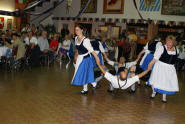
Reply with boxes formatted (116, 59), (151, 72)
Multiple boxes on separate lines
(154, 88), (175, 95)
(140, 53), (154, 70)
(92, 52), (103, 67)
(72, 57), (95, 86)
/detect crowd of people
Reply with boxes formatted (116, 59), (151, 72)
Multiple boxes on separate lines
(0, 23), (184, 103)
(0, 24), (74, 68)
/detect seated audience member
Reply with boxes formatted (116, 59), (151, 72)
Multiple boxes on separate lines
(49, 33), (59, 52)
(59, 35), (71, 59)
(38, 31), (54, 63)
(38, 31), (49, 53)
(21, 23), (31, 33)
(20, 32), (27, 44)
(0, 33), (11, 46)
(5, 33), (25, 60)
(29, 34), (41, 67)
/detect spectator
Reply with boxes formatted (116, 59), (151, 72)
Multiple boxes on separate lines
(61, 25), (69, 39)
(59, 35), (71, 58)
(20, 32), (27, 44)
(127, 31), (137, 60)
(38, 31), (54, 63)
(21, 23), (31, 33)
(31, 24), (37, 35)
(38, 31), (49, 52)
(5, 33), (25, 60)
(122, 38), (131, 60)
(117, 38), (124, 61)
(0, 33), (11, 46)
(49, 33), (59, 52)
(29, 33), (41, 67)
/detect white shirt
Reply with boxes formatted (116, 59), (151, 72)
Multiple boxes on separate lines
(104, 72), (139, 89)
(24, 36), (38, 45)
(30, 37), (38, 45)
(154, 45), (179, 60)
(62, 40), (71, 50)
(37, 37), (49, 51)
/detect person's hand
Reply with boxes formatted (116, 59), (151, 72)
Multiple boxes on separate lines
(43, 49), (48, 53)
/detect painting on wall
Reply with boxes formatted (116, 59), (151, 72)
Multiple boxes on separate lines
(0, 17), (4, 30)
(103, 0), (124, 14)
(7, 19), (12, 30)
(81, 0), (97, 13)
(99, 26), (108, 37)
(162, 0), (185, 16)
(111, 26), (120, 38)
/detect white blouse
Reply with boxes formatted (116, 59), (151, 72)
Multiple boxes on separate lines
(75, 37), (94, 53)
(154, 45), (179, 60)
(62, 40), (71, 50)
(104, 72), (139, 89)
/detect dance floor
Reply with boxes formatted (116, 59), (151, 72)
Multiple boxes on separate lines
(0, 63), (184, 124)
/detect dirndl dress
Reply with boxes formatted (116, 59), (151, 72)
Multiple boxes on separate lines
(72, 37), (95, 86)
(149, 45), (179, 95)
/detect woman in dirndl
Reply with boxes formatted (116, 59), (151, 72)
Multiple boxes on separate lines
(138, 35), (162, 83)
(72, 25), (100, 95)
(148, 35), (179, 103)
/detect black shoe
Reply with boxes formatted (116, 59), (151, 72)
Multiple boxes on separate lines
(150, 96), (155, 99)
(81, 90), (88, 95)
(128, 90), (135, 93)
(162, 100), (167, 103)
(107, 89), (114, 93)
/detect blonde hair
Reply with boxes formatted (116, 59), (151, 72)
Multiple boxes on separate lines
(166, 35), (177, 46)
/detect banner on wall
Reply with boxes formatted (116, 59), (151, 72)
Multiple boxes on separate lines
(139, 0), (160, 11)
(0, 17), (4, 29)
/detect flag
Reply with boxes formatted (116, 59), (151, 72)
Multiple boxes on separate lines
(139, 0), (160, 11)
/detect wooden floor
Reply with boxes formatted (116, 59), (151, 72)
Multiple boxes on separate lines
(0, 63), (184, 124)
